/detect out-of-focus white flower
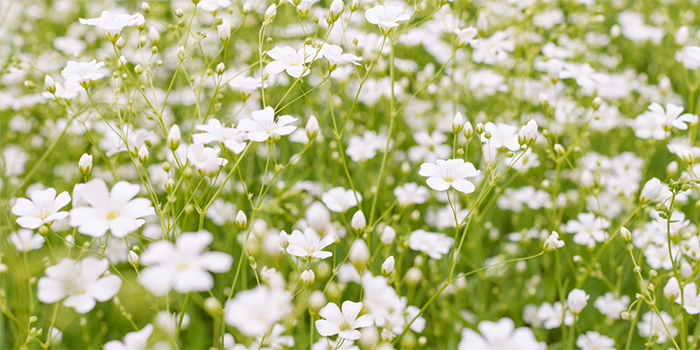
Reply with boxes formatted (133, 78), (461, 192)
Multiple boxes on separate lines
(193, 119), (247, 154)
(458, 318), (541, 350)
(364, 5), (410, 34)
(409, 229), (454, 259)
(61, 60), (105, 87)
(79, 11), (145, 41)
(138, 230), (232, 296)
(104, 324), (153, 350)
(187, 143), (228, 176)
(218, 19), (231, 44)
(567, 289), (590, 315)
(8, 229), (45, 252)
(225, 285), (292, 336)
(321, 187), (362, 212)
(38, 257), (122, 313)
(543, 231), (564, 252)
(286, 228), (334, 260)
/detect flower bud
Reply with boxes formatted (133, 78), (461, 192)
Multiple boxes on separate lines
(350, 0), (360, 12)
(405, 267), (423, 287)
(452, 112), (464, 134)
(216, 62), (225, 75)
(167, 124), (181, 150)
(382, 256), (395, 276)
(554, 143), (565, 156)
(567, 289), (589, 315)
(116, 37), (125, 49)
(300, 270), (315, 286)
(218, 20), (230, 44)
(128, 250), (139, 267)
(543, 231), (565, 252)
(677, 26), (689, 46)
(475, 123), (485, 135)
(640, 177), (663, 203)
(349, 239), (369, 271)
(463, 121), (473, 138)
(175, 8), (184, 18)
(138, 145), (150, 164)
(44, 75), (56, 94)
(279, 230), (290, 249)
(149, 27), (160, 45)
(236, 210), (247, 229)
(177, 45), (186, 60)
(134, 64), (143, 75)
(381, 226), (396, 245)
(518, 119), (538, 146)
(592, 97), (602, 110)
(329, 0), (343, 22)
(664, 277), (680, 301)
(79, 153), (93, 175)
(538, 92), (549, 109)
(264, 4), (277, 22)
(309, 290), (326, 313)
(306, 115), (319, 140)
(620, 227), (632, 243)
(142, 2), (150, 13)
(351, 210), (366, 232)
(679, 149), (695, 164)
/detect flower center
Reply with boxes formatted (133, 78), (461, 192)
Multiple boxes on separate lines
(106, 210), (120, 220)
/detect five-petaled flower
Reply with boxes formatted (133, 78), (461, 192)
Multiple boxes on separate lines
(419, 159), (481, 194)
(316, 301), (374, 340)
(79, 11), (145, 41)
(12, 188), (71, 229)
(237, 107), (297, 142)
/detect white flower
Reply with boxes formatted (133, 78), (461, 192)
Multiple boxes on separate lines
(640, 177), (663, 203)
(12, 187), (70, 229)
(321, 187), (362, 212)
(138, 230), (232, 296)
(537, 302), (573, 329)
(104, 324), (153, 350)
(518, 119), (538, 146)
(458, 317), (541, 350)
(218, 19), (231, 43)
(348, 239), (369, 269)
(664, 277), (681, 301)
(79, 11), (145, 40)
(576, 331), (615, 350)
(286, 228), (334, 260)
(543, 231), (565, 252)
(265, 46), (316, 78)
(565, 212), (610, 247)
(237, 107), (298, 142)
(8, 229), (45, 252)
(482, 122), (520, 151)
(638, 311), (677, 344)
(37, 257), (122, 313)
(418, 159), (480, 193)
(454, 27), (478, 46)
(61, 60), (105, 85)
(79, 153), (93, 174)
(382, 256), (395, 275)
(228, 76), (264, 95)
(593, 292), (630, 319)
(647, 102), (697, 131)
(224, 285), (292, 336)
(364, 5), (410, 34)
(187, 143), (229, 176)
(676, 282), (700, 314)
(69, 179), (155, 238)
(198, 0), (232, 12)
(351, 211), (366, 231)
(193, 119), (247, 154)
(567, 288), (590, 314)
(320, 44), (362, 68)
(393, 182), (428, 206)
(408, 229), (454, 259)
(316, 301), (374, 340)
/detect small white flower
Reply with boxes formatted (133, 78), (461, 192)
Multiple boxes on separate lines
(518, 119), (538, 146)
(316, 301), (374, 340)
(320, 44), (362, 68)
(237, 107), (298, 142)
(286, 228), (334, 260)
(576, 331), (615, 350)
(79, 11), (145, 40)
(364, 5), (410, 34)
(225, 285), (292, 337)
(193, 119), (247, 154)
(69, 179), (155, 238)
(8, 229), (45, 252)
(138, 230), (232, 296)
(104, 324), (153, 350)
(382, 256), (395, 275)
(409, 229), (454, 260)
(543, 231), (565, 252)
(321, 187), (362, 212)
(567, 288), (590, 315)
(12, 187), (71, 229)
(676, 282), (700, 314)
(418, 159), (480, 193)
(218, 19), (231, 43)
(187, 143), (229, 176)
(228, 76), (264, 95)
(61, 60), (105, 85)
(198, 0), (232, 12)
(482, 122), (520, 151)
(265, 46), (316, 78)
(640, 177), (663, 203)
(38, 257), (122, 313)
(454, 27), (478, 46)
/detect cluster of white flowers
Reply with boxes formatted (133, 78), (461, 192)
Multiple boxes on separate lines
(5, 0), (700, 349)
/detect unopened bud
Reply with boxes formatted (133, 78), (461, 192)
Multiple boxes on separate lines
(79, 153), (93, 176)
(235, 210), (247, 229)
(620, 227), (632, 243)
